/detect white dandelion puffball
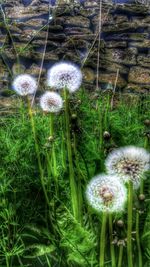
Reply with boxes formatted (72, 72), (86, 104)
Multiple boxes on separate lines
(47, 62), (82, 93)
(106, 146), (150, 188)
(86, 174), (127, 213)
(12, 74), (37, 96)
(40, 91), (63, 113)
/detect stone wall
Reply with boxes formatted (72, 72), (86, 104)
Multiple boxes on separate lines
(0, 0), (150, 97)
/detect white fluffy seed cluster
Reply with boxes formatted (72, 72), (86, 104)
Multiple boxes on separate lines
(47, 62), (82, 93)
(86, 174), (127, 213)
(12, 61), (82, 114)
(105, 146), (150, 188)
(12, 74), (37, 96)
(40, 91), (63, 113)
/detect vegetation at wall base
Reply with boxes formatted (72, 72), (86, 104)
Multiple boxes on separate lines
(0, 90), (150, 267)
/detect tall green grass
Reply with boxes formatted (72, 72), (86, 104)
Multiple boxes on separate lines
(0, 91), (150, 267)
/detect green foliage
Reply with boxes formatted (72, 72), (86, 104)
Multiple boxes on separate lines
(56, 206), (97, 267)
(0, 92), (150, 266)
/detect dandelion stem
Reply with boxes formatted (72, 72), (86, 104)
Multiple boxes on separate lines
(27, 97), (49, 206)
(140, 180), (144, 194)
(61, 120), (66, 170)
(140, 135), (149, 194)
(49, 113), (58, 187)
(98, 101), (104, 171)
(64, 89), (78, 220)
(109, 213), (116, 267)
(19, 98), (25, 124)
(136, 211), (142, 267)
(117, 245), (123, 267)
(6, 255), (10, 267)
(104, 93), (110, 128)
(60, 112), (67, 171)
(127, 180), (133, 267)
(50, 113), (54, 136)
(99, 212), (107, 267)
(27, 104), (56, 234)
(73, 132), (83, 224)
(136, 134), (149, 267)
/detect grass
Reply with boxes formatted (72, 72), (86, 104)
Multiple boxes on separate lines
(0, 90), (150, 267)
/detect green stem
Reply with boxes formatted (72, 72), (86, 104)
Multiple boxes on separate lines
(104, 93), (110, 129)
(136, 211), (142, 267)
(117, 245), (123, 267)
(64, 89), (78, 220)
(99, 212), (107, 267)
(135, 135), (149, 267)
(73, 132), (83, 225)
(50, 113), (58, 193)
(140, 180), (144, 195)
(140, 136), (149, 194)
(27, 98), (49, 206)
(127, 181), (133, 267)
(98, 101), (104, 171)
(27, 102), (58, 236)
(109, 214), (116, 267)
(144, 136), (148, 151)
(137, 179), (143, 267)
(61, 116), (66, 170)
(19, 98), (25, 124)
(50, 113), (57, 180)
(50, 113), (54, 136)
(6, 256), (9, 267)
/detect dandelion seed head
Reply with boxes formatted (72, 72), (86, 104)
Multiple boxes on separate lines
(12, 74), (37, 96)
(86, 174), (127, 213)
(47, 62), (82, 93)
(106, 146), (150, 188)
(40, 91), (63, 113)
